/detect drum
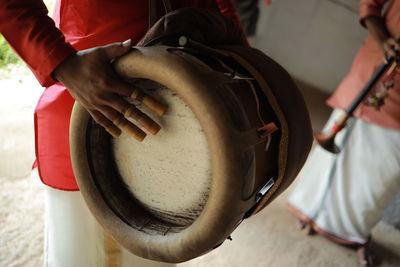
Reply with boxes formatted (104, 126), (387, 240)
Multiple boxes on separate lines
(69, 43), (313, 263)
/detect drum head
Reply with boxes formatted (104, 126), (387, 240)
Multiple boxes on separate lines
(113, 79), (211, 226)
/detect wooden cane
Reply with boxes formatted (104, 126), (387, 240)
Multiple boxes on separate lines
(314, 56), (396, 153)
(130, 88), (168, 116)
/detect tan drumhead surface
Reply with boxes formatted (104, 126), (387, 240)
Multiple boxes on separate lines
(112, 80), (211, 225)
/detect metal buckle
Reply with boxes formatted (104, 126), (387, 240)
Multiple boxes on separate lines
(256, 178), (275, 202)
(244, 177), (275, 218)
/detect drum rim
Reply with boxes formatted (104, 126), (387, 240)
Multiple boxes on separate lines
(70, 46), (255, 262)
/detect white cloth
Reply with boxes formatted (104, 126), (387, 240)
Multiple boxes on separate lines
(44, 187), (176, 267)
(288, 110), (400, 244)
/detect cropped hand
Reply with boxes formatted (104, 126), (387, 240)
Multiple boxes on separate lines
(53, 40), (164, 141)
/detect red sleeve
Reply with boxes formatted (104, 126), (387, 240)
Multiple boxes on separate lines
(215, 0), (241, 26)
(0, 0), (76, 87)
(215, 0), (250, 46)
(359, 0), (387, 26)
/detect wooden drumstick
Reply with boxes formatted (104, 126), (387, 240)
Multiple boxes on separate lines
(125, 106), (161, 135)
(113, 116), (147, 142)
(130, 88), (168, 116)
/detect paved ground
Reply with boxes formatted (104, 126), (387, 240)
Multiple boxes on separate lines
(0, 68), (44, 267)
(1, 67), (399, 267)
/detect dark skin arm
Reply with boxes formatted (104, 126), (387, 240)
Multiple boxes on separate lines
(53, 39), (161, 140)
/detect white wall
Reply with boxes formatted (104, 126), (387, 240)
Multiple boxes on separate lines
(251, 0), (368, 93)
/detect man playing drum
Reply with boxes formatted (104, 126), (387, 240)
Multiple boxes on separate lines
(0, 1), (242, 266)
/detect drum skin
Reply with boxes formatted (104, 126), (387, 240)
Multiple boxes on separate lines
(69, 45), (312, 262)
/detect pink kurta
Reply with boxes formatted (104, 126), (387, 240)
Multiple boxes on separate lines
(327, 0), (400, 129)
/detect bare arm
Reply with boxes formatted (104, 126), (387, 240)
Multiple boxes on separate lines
(53, 40), (163, 140)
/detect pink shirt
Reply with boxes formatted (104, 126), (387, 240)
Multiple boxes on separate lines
(327, 0), (400, 129)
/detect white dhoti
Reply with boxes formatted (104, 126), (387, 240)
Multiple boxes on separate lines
(288, 110), (400, 245)
(44, 187), (176, 267)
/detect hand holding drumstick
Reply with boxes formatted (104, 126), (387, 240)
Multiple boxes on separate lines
(53, 39), (167, 141)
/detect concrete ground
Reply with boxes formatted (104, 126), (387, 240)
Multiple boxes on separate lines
(1, 67), (400, 267)
(0, 68), (44, 267)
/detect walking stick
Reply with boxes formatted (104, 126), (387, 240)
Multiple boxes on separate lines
(314, 56), (398, 153)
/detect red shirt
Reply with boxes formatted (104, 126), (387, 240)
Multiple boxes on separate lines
(0, 0), (241, 190)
